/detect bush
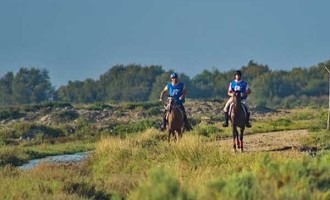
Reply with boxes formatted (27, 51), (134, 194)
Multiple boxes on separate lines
(146, 107), (162, 116)
(0, 108), (22, 120)
(50, 110), (79, 123)
(74, 119), (99, 138)
(271, 118), (292, 127)
(112, 119), (157, 135)
(63, 181), (112, 199)
(122, 101), (160, 110)
(205, 171), (261, 200)
(194, 125), (221, 137)
(85, 103), (113, 111)
(129, 167), (193, 200)
(0, 148), (26, 166)
(0, 122), (63, 141)
(22, 102), (73, 112)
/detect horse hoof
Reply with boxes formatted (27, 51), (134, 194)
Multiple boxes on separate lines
(240, 149), (244, 153)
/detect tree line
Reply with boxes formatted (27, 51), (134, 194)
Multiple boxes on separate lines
(0, 60), (329, 108)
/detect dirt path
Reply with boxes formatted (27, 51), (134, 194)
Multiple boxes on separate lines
(219, 130), (311, 154)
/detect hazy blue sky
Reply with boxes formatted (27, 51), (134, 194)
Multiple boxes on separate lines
(1, 0), (329, 87)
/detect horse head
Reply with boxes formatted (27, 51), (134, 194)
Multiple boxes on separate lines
(167, 97), (177, 113)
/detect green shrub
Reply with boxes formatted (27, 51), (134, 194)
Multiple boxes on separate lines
(201, 153), (330, 200)
(114, 109), (126, 117)
(146, 107), (162, 115)
(50, 110), (79, 123)
(85, 103), (113, 111)
(122, 101), (160, 110)
(308, 122), (325, 132)
(205, 171), (261, 200)
(0, 108), (22, 120)
(272, 118), (292, 127)
(22, 102), (73, 112)
(63, 181), (112, 199)
(74, 119), (99, 138)
(129, 167), (193, 200)
(305, 131), (330, 150)
(194, 125), (221, 137)
(112, 119), (157, 135)
(0, 122), (63, 141)
(0, 147), (27, 166)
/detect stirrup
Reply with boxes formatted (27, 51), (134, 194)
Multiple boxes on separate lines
(160, 124), (166, 131)
(185, 124), (193, 131)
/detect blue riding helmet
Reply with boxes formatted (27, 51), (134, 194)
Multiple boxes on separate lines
(170, 72), (178, 79)
(235, 70), (242, 76)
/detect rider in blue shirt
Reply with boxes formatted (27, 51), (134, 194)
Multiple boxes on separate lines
(159, 72), (192, 131)
(223, 70), (252, 127)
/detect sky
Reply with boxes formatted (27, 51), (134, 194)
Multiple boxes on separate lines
(0, 0), (329, 87)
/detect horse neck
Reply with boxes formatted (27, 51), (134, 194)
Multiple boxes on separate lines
(168, 104), (183, 120)
(233, 96), (242, 111)
(168, 101), (178, 112)
(171, 103), (181, 112)
(229, 93), (245, 128)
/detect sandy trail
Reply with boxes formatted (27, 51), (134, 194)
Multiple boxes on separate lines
(219, 130), (311, 154)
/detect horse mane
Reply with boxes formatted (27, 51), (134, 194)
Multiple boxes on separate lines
(167, 97), (183, 115)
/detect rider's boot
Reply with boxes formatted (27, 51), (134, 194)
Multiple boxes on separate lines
(246, 112), (252, 128)
(183, 114), (193, 131)
(160, 112), (167, 131)
(222, 111), (229, 127)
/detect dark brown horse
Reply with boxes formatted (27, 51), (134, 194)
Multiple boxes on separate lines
(166, 97), (184, 142)
(229, 91), (247, 152)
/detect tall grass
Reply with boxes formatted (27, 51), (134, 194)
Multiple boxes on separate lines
(0, 107), (329, 199)
(0, 164), (117, 199)
(1, 127), (330, 199)
(250, 108), (326, 133)
(88, 129), (328, 199)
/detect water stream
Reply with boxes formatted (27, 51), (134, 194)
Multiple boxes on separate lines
(18, 151), (91, 170)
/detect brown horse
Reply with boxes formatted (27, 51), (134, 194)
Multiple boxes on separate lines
(229, 91), (247, 152)
(166, 97), (184, 142)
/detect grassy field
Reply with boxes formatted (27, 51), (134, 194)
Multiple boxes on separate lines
(0, 104), (329, 199)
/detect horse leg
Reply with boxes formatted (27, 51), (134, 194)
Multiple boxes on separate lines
(168, 130), (172, 143)
(236, 135), (241, 150)
(239, 127), (245, 152)
(175, 131), (179, 142)
(236, 130), (240, 150)
(178, 129), (182, 139)
(232, 126), (237, 152)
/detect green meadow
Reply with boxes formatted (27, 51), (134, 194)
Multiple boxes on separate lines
(0, 102), (329, 199)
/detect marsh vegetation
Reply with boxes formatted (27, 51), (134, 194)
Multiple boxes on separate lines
(0, 101), (329, 199)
